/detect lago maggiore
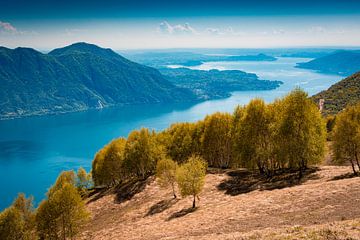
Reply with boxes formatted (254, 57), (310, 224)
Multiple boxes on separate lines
(0, 55), (343, 209)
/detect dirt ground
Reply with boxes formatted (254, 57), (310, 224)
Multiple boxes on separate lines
(79, 165), (360, 240)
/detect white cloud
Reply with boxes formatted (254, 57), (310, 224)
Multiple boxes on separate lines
(158, 21), (197, 35)
(206, 28), (222, 35)
(272, 29), (285, 35)
(309, 26), (326, 33)
(0, 21), (18, 34)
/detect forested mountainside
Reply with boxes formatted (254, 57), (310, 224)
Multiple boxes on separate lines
(0, 43), (196, 119)
(297, 50), (360, 76)
(312, 72), (360, 115)
(159, 68), (282, 99)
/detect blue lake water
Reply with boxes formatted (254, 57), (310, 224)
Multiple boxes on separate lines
(0, 57), (343, 210)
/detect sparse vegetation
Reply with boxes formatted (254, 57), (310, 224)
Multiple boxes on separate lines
(156, 158), (178, 198)
(175, 156), (207, 208)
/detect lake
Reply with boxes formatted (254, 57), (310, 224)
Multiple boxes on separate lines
(0, 57), (343, 210)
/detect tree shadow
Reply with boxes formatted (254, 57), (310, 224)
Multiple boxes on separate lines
(114, 177), (153, 204)
(145, 198), (179, 217)
(86, 187), (111, 204)
(217, 167), (319, 196)
(329, 172), (359, 181)
(167, 207), (198, 221)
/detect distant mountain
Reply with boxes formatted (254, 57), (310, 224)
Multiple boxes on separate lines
(296, 50), (360, 76)
(159, 68), (282, 100)
(312, 72), (360, 115)
(0, 43), (196, 119)
(124, 52), (276, 68)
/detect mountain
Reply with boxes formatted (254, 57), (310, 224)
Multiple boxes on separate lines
(159, 67), (282, 100)
(312, 72), (360, 115)
(0, 43), (196, 119)
(124, 51), (276, 68)
(296, 50), (360, 76)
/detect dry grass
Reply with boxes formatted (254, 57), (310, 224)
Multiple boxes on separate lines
(80, 166), (360, 240)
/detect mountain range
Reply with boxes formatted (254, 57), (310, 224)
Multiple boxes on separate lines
(0, 43), (284, 120)
(0, 43), (196, 119)
(296, 50), (360, 76)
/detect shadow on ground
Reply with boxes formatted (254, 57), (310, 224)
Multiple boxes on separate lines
(218, 167), (319, 196)
(86, 177), (153, 204)
(167, 207), (198, 221)
(145, 198), (179, 217)
(86, 187), (112, 204)
(329, 172), (359, 181)
(114, 177), (153, 204)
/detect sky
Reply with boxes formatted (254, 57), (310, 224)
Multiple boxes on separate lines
(0, 0), (360, 50)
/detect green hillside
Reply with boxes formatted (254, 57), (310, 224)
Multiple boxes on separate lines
(312, 72), (360, 115)
(0, 43), (196, 119)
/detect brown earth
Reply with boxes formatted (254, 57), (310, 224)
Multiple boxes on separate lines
(80, 165), (360, 240)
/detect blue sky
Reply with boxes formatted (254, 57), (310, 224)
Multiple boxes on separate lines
(0, 0), (359, 49)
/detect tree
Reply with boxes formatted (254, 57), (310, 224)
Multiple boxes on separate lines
(274, 88), (326, 178)
(0, 207), (23, 240)
(123, 128), (163, 179)
(47, 170), (76, 197)
(333, 104), (360, 174)
(176, 156), (207, 208)
(76, 167), (93, 195)
(36, 171), (89, 239)
(160, 123), (200, 163)
(233, 99), (274, 174)
(156, 158), (178, 198)
(201, 112), (233, 168)
(91, 145), (109, 187)
(92, 138), (126, 187)
(0, 193), (36, 240)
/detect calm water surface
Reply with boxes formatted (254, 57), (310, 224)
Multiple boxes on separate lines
(0, 57), (343, 209)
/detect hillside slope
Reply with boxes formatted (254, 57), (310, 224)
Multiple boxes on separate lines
(0, 43), (196, 119)
(296, 50), (360, 76)
(80, 166), (360, 240)
(159, 68), (283, 100)
(312, 72), (360, 115)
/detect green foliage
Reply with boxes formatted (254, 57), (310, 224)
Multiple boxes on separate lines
(156, 158), (178, 198)
(234, 99), (276, 174)
(92, 138), (126, 187)
(76, 167), (93, 194)
(47, 170), (76, 197)
(232, 89), (326, 176)
(176, 156), (207, 208)
(0, 207), (24, 240)
(160, 67), (282, 100)
(0, 43), (196, 119)
(333, 103), (360, 174)
(312, 72), (360, 115)
(274, 89), (326, 175)
(36, 171), (89, 240)
(0, 194), (36, 240)
(124, 128), (164, 179)
(201, 112), (233, 168)
(161, 121), (204, 165)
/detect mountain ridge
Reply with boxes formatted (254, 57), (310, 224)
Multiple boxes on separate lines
(0, 43), (197, 119)
(312, 71), (360, 115)
(296, 50), (360, 76)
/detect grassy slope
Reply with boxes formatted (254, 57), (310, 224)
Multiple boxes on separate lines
(312, 72), (360, 115)
(80, 165), (360, 240)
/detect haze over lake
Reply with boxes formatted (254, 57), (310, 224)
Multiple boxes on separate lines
(0, 57), (342, 210)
